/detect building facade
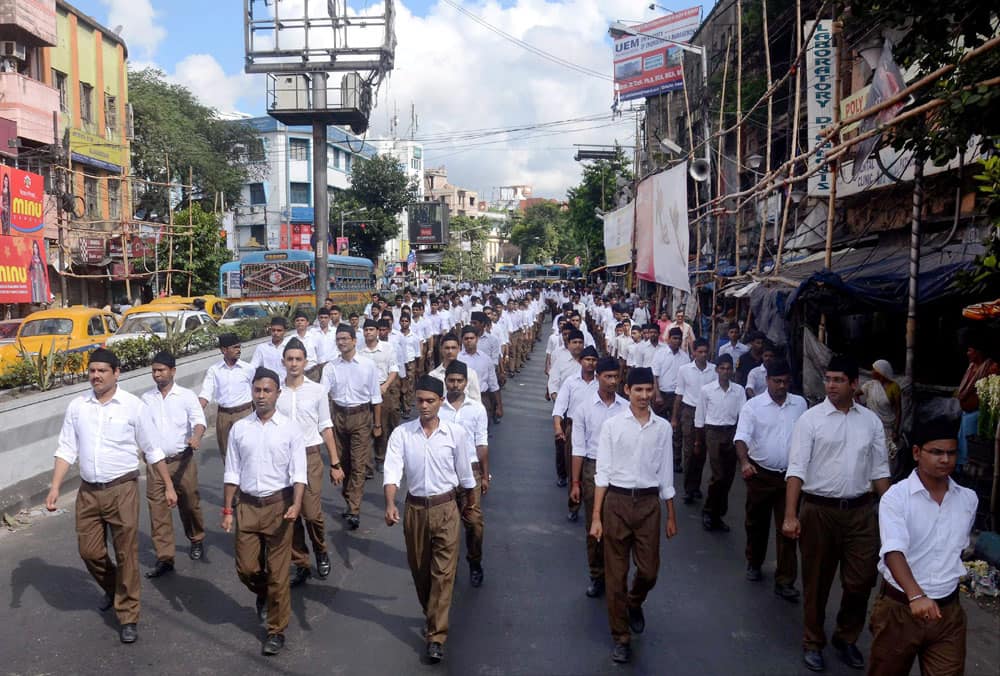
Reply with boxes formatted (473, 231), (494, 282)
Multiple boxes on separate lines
(423, 166), (478, 218)
(371, 137), (423, 265)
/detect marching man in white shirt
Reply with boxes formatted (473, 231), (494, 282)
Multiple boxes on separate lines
(278, 338), (345, 588)
(868, 419), (977, 675)
(383, 375), (477, 665)
(221, 367), (307, 657)
(46, 348), (177, 644)
(590, 366), (677, 664)
(439, 360), (490, 588)
(198, 332), (254, 458)
(142, 350), (208, 578)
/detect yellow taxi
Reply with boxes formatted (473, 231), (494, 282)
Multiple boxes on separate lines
(0, 306), (119, 373)
(122, 301), (192, 319)
(150, 295), (230, 320)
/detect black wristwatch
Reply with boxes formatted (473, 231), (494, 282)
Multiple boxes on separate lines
(331, 463), (342, 470)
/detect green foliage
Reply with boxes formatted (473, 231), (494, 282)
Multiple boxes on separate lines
(128, 68), (263, 213)
(17, 340), (61, 391)
(511, 202), (565, 264)
(955, 156), (1000, 296)
(565, 150), (633, 271)
(438, 215), (492, 280)
(156, 204), (233, 294)
(0, 355), (35, 390)
(331, 153), (419, 262)
(844, 3), (1000, 165)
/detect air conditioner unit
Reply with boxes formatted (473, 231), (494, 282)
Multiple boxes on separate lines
(341, 73), (372, 115)
(1, 41), (27, 61)
(271, 75), (309, 111)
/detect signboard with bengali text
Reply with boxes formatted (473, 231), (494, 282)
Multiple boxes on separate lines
(0, 234), (51, 303)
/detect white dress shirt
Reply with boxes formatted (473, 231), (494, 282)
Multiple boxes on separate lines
(719, 341), (750, 363)
(198, 359), (254, 407)
(141, 384), (207, 456)
(321, 353), (384, 406)
(553, 373), (598, 419)
(635, 341), (666, 368)
(428, 363), (482, 403)
(652, 346), (690, 393)
(277, 379), (333, 448)
(746, 364), (768, 397)
(478, 332), (502, 367)
(359, 340), (399, 384)
(56, 388), (165, 483)
(311, 327), (338, 364)
(440, 396), (489, 465)
(733, 392), (808, 471)
(572, 391), (629, 459)
(250, 338), (290, 381)
(694, 380), (747, 427)
(223, 411), (308, 497)
(458, 349), (499, 393)
(877, 470), (978, 599)
(547, 350), (580, 396)
(595, 408), (675, 501)
(383, 418), (477, 497)
(675, 361), (717, 407)
(787, 398), (891, 498)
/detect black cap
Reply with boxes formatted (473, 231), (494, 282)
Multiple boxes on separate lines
(471, 311), (488, 323)
(567, 329), (585, 342)
(283, 337), (306, 355)
(626, 367), (654, 386)
(336, 324), (356, 338)
(445, 360), (468, 377)
(219, 333), (240, 348)
(580, 346), (600, 360)
(766, 359), (792, 378)
(270, 316), (287, 327)
(151, 350), (176, 368)
(377, 318), (392, 329)
(90, 347), (120, 369)
(596, 356), (619, 374)
(415, 375), (444, 397)
(461, 325), (477, 337)
(252, 367), (280, 386)
(716, 354), (734, 367)
(363, 319), (378, 329)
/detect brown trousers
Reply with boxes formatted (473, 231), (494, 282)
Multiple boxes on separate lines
(404, 498), (461, 644)
(581, 458), (603, 580)
(235, 496), (293, 635)
(458, 465), (484, 564)
(799, 499), (879, 650)
(147, 452), (205, 563)
(680, 404), (702, 495)
(602, 491), (661, 645)
(656, 393), (682, 465)
(744, 463), (797, 586)
(373, 381), (401, 468)
(334, 405), (373, 515)
(554, 419), (574, 484)
(215, 406), (252, 459)
(292, 448), (327, 568)
(703, 424), (738, 519)
(76, 477), (141, 624)
(867, 590), (966, 676)
(401, 361), (416, 411)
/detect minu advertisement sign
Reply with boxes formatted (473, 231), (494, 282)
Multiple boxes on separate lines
(0, 166), (50, 302)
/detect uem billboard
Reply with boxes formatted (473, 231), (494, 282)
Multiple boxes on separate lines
(612, 7), (701, 102)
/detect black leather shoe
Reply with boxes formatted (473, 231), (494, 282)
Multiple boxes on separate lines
(774, 583), (801, 602)
(99, 592), (114, 612)
(262, 633), (285, 656)
(702, 513), (715, 531)
(567, 510), (579, 522)
(189, 541), (204, 560)
(119, 623), (138, 644)
(556, 477), (568, 488)
(586, 577), (605, 598)
(346, 514), (360, 530)
(255, 595), (268, 624)
(745, 565), (762, 582)
(469, 562), (484, 588)
(713, 518), (731, 532)
(290, 566), (311, 587)
(145, 560), (175, 578)
(803, 649), (825, 672)
(316, 552), (331, 579)
(426, 641), (444, 663)
(365, 467), (374, 480)
(341, 509), (351, 519)
(627, 605), (645, 634)
(493, 416), (502, 425)
(376, 462), (384, 474)
(611, 643), (631, 663)
(832, 637), (864, 669)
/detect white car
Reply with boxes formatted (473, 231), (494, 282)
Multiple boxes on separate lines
(106, 310), (217, 345)
(217, 301), (287, 326)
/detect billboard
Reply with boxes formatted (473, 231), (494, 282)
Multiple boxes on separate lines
(603, 204), (634, 267)
(1, 166), (45, 236)
(804, 19), (837, 196)
(0, 234), (51, 303)
(634, 163), (690, 293)
(407, 202), (450, 246)
(69, 128), (126, 173)
(612, 7), (701, 102)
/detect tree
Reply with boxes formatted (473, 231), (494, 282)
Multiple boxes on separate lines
(330, 153), (418, 261)
(564, 149), (633, 270)
(129, 68), (262, 215)
(156, 204), (232, 295)
(510, 202), (564, 263)
(439, 215), (491, 280)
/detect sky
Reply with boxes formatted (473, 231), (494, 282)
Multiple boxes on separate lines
(72, 0), (708, 199)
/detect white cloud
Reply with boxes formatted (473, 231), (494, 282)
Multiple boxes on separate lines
(98, 0), (167, 60)
(170, 54), (258, 113)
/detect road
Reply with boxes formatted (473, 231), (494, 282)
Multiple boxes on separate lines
(0, 337), (997, 675)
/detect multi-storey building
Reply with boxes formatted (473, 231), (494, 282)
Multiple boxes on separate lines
(423, 166), (478, 218)
(371, 137), (423, 264)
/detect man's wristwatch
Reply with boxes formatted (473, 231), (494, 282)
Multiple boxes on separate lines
(331, 463), (342, 470)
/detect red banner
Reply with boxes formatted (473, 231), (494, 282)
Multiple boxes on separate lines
(1, 166), (45, 236)
(0, 234), (51, 303)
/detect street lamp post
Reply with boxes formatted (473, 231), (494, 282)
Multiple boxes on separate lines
(338, 207), (368, 243)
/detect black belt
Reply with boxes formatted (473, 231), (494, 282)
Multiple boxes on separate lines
(880, 581), (959, 607)
(306, 444), (322, 456)
(803, 492), (874, 510)
(164, 447), (194, 464)
(704, 423), (737, 431)
(406, 490), (457, 507)
(333, 403), (370, 415)
(218, 402), (252, 414)
(239, 486), (293, 507)
(471, 461), (481, 472)
(608, 484), (658, 497)
(81, 469), (139, 491)
(582, 457), (596, 464)
(749, 458), (785, 476)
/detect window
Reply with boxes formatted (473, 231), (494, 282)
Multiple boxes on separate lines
(333, 148), (341, 169)
(289, 182), (310, 205)
(469, 196), (475, 207)
(248, 138), (265, 162)
(108, 180), (120, 219)
(345, 154), (352, 173)
(289, 138), (309, 161)
(411, 157), (421, 170)
(84, 176), (99, 217)
(87, 316), (105, 336)
(249, 183), (266, 204)
(80, 82), (94, 123)
(52, 69), (68, 112)
(105, 94), (117, 137)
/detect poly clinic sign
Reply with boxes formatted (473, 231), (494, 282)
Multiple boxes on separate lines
(804, 19), (837, 196)
(612, 7), (701, 102)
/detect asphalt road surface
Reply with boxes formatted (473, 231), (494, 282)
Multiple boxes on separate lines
(1, 338), (997, 675)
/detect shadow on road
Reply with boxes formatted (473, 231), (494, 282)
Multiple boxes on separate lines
(310, 585), (423, 656)
(9, 557), (118, 630)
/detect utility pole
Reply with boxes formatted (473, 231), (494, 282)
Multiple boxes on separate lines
(313, 73), (330, 310)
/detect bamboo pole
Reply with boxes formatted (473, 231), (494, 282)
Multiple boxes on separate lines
(756, 0), (774, 273)
(711, 34), (733, 351)
(735, 0), (743, 276)
(773, 0), (803, 274)
(165, 153), (173, 295)
(187, 166), (194, 296)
